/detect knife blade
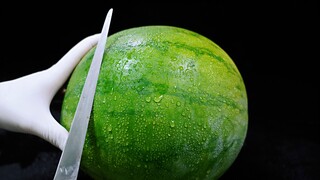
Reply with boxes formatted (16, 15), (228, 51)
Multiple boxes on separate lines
(53, 8), (113, 180)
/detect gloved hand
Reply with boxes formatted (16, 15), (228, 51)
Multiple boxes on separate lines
(0, 34), (99, 151)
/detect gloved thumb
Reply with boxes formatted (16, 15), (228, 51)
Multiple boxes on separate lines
(33, 113), (68, 151)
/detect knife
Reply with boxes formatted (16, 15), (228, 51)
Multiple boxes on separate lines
(53, 8), (113, 180)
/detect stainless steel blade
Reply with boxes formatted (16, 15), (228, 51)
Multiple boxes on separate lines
(53, 8), (113, 180)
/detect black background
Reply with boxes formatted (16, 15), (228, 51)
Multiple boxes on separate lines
(0, 1), (319, 180)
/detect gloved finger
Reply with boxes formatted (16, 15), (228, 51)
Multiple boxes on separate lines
(44, 34), (100, 99)
(32, 114), (69, 151)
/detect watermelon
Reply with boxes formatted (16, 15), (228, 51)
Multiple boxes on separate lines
(61, 26), (248, 180)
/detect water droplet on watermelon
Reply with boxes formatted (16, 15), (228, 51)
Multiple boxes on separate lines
(145, 97), (151, 103)
(170, 121), (175, 128)
(108, 126), (112, 132)
(176, 101), (181, 107)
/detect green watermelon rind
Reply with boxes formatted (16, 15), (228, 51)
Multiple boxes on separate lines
(61, 26), (248, 180)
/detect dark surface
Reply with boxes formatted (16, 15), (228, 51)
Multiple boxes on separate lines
(1, 2), (319, 180)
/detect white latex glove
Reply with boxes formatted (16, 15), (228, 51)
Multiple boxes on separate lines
(0, 34), (99, 151)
